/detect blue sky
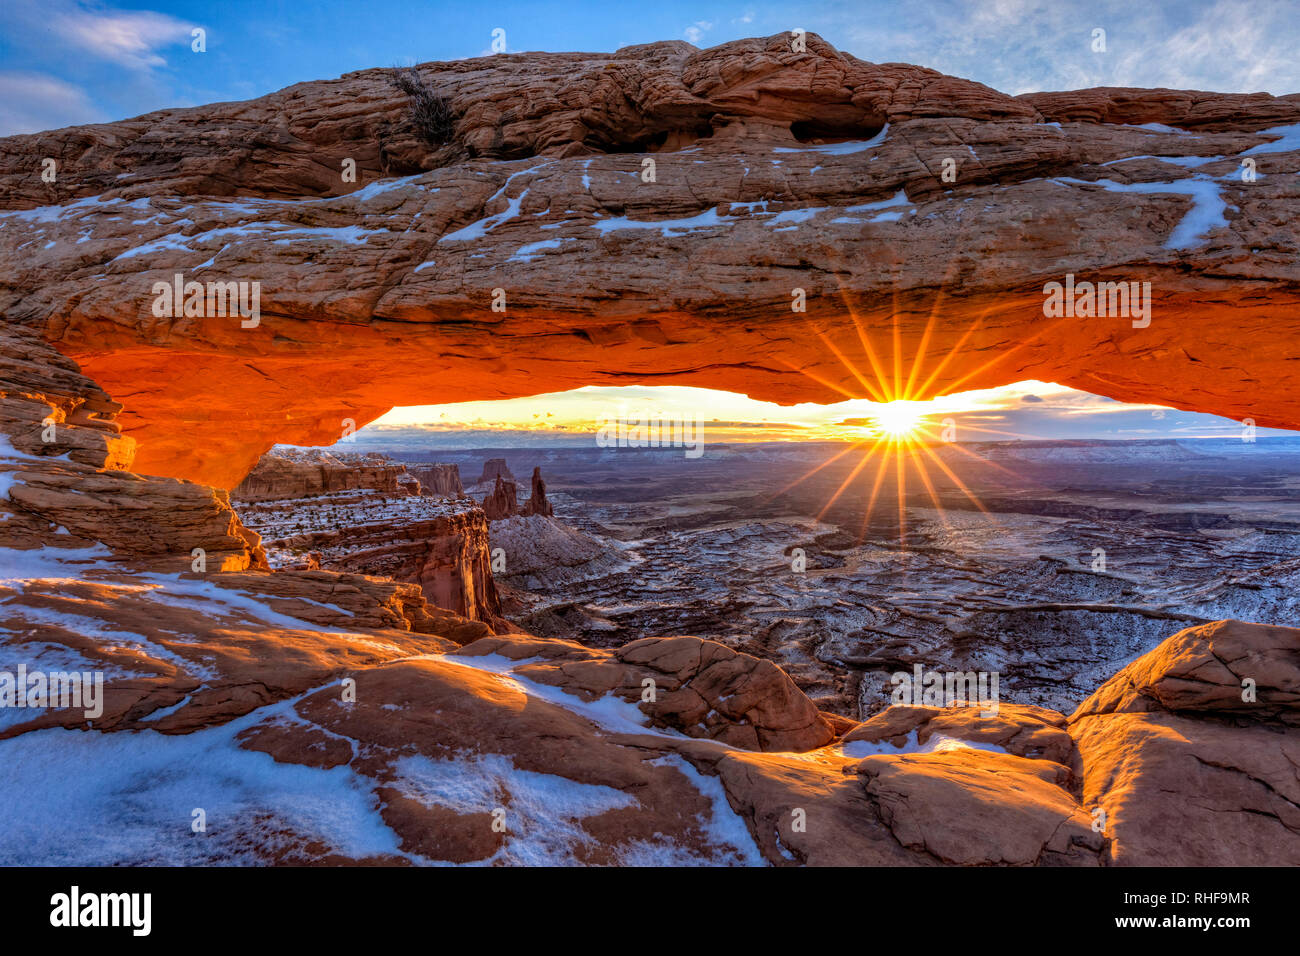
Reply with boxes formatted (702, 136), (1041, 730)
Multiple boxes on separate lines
(2, 0), (1298, 135)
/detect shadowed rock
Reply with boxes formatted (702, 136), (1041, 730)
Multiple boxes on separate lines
(1068, 620), (1300, 865)
(481, 476), (518, 521)
(521, 467), (552, 517)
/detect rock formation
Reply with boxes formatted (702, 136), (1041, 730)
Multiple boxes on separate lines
(480, 476), (518, 521)
(0, 324), (263, 572)
(1068, 619), (1300, 864)
(233, 449), (415, 501)
(459, 633), (835, 751)
(1, 34), (1298, 486)
(237, 491), (505, 629)
(1, 324), (1296, 862)
(1, 34), (1298, 866)
(406, 462), (463, 497)
(520, 467), (552, 517)
(478, 459), (514, 485)
(231, 454), (503, 627)
(478, 466), (550, 520)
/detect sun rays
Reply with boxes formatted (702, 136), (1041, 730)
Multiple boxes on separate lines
(776, 263), (1059, 553)
(870, 400), (928, 437)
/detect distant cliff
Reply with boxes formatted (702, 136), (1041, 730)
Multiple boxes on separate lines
(232, 450), (503, 628)
(257, 506), (505, 630)
(407, 462), (464, 497)
(233, 449), (414, 501)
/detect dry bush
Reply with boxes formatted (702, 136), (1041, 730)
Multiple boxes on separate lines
(390, 66), (456, 145)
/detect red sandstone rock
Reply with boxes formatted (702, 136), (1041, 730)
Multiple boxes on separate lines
(233, 449), (415, 501)
(843, 702), (1077, 766)
(481, 476), (518, 521)
(453, 632), (835, 752)
(0, 35), (1297, 487)
(855, 748), (1103, 865)
(316, 509), (504, 630)
(406, 462), (463, 497)
(477, 459), (514, 485)
(1071, 619), (1300, 725)
(237, 491), (505, 630)
(1068, 619), (1300, 865)
(1, 35), (1298, 868)
(229, 450), (502, 627)
(0, 326), (263, 571)
(2, 375), (1295, 865)
(520, 467), (553, 518)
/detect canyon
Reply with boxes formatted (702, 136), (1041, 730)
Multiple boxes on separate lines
(232, 456), (505, 629)
(233, 449), (420, 501)
(455, 441), (1300, 719)
(0, 33), (1298, 866)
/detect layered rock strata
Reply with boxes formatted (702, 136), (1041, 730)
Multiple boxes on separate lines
(406, 462), (463, 497)
(233, 449), (416, 501)
(478, 459), (514, 485)
(234, 487), (504, 629)
(481, 476), (519, 521)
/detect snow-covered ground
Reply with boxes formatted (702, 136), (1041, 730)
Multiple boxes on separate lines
(0, 541), (770, 865)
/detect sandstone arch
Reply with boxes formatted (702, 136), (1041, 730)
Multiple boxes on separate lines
(1, 33), (1298, 489)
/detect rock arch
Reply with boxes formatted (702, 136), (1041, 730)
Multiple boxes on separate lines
(1, 34), (1297, 490)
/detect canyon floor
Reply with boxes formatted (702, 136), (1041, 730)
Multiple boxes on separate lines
(396, 439), (1300, 720)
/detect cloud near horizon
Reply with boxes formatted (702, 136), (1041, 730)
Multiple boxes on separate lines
(0, 71), (103, 135)
(358, 381), (1295, 448)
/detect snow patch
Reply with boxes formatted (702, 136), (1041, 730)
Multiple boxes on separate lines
(1053, 175), (1227, 250)
(390, 751), (637, 865)
(507, 237), (575, 262)
(0, 708), (403, 865)
(840, 730), (1009, 759)
(1241, 122), (1300, 156)
(773, 123), (890, 155)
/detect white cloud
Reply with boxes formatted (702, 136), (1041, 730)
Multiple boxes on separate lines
(53, 7), (194, 70)
(684, 20), (715, 45)
(0, 71), (103, 135)
(832, 0), (1300, 95)
(0, 1), (194, 72)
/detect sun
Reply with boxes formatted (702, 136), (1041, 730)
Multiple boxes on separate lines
(873, 401), (926, 437)
(775, 274), (1041, 549)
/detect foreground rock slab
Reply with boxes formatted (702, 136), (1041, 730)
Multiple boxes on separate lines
(1069, 620), (1300, 865)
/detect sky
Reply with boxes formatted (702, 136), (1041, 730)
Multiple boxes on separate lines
(3, 0), (1294, 445)
(357, 380), (1297, 448)
(3, 0), (1298, 136)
